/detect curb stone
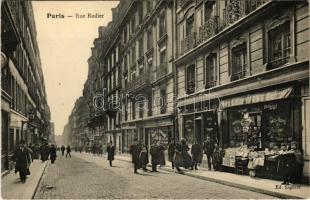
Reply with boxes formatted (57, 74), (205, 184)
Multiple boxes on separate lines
(31, 161), (49, 199)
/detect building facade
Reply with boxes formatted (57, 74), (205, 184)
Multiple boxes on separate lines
(174, 0), (309, 181)
(1, 0), (51, 173)
(65, 0), (309, 181)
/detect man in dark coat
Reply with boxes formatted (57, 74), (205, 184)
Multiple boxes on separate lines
(66, 145), (71, 157)
(61, 145), (65, 156)
(129, 140), (142, 174)
(150, 140), (160, 172)
(40, 142), (50, 162)
(203, 136), (215, 170)
(168, 140), (175, 169)
(191, 140), (203, 170)
(107, 141), (115, 167)
(13, 140), (31, 183)
(50, 144), (57, 164)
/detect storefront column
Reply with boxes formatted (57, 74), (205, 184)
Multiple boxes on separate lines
(178, 115), (183, 140)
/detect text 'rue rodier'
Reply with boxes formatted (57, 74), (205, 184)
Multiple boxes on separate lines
(47, 13), (104, 19)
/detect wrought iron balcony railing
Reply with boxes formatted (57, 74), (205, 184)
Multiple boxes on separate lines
(186, 81), (196, 94)
(230, 69), (247, 81)
(205, 80), (217, 89)
(124, 69), (151, 92)
(197, 16), (219, 44)
(180, 32), (197, 55)
(223, 0), (268, 27)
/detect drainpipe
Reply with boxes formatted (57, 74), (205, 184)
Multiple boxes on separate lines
(172, 0), (179, 142)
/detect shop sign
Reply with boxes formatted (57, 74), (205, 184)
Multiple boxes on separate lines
(264, 103), (278, 110)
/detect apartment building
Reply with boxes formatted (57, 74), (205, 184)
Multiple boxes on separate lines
(1, 0), (51, 172)
(174, 0), (309, 180)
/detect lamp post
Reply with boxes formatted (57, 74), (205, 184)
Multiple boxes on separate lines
(20, 110), (35, 144)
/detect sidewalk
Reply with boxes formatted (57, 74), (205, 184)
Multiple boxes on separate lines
(115, 154), (310, 199)
(1, 159), (48, 199)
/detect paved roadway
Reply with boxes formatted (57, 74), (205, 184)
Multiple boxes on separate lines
(34, 152), (275, 199)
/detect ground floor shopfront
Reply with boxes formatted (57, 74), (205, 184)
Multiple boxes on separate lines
(177, 83), (309, 183)
(121, 114), (174, 153)
(1, 91), (11, 173)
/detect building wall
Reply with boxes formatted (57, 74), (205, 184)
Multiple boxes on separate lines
(176, 1), (309, 98)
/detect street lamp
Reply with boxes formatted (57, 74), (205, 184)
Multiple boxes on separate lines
(20, 110), (36, 143)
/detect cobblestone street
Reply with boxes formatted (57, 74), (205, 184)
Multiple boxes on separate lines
(33, 152), (275, 199)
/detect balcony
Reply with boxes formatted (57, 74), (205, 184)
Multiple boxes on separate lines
(124, 69), (151, 93)
(156, 62), (168, 80)
(186, 81), (195, 95)
(223, 0), (268, 27)
(180, 32), (197, 55)
(205, 80), (217, 89)
(197, 16), (219, 44)
(231, 69), (247, 81)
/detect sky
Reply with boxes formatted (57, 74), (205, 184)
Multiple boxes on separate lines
(32, 1), (119, 135)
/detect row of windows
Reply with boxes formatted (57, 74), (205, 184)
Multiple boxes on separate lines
(10, 75), (33, 117)
(122, 86), (168, 122)
(185, 21), (291, 94)
(179, 0), (267, 57)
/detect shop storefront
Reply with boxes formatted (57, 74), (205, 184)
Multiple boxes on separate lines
(122, 128), (138, 153)
(180, 106), (218, 145)
(219, 86), (303, 180)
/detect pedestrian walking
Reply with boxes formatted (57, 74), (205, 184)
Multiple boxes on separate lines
(203, 136), (215, 170)
(61, 145), (65, 156)
(50, 144), (57, 164)
(139, 146), (149, 172)
(180, 138), (192, 169)
(168, 140), (175, 169)
(66, 145), (71, 157)
(13, 140), (32, 183)
(40, 142), (50, 162)
(129, 140), (142, 174)
(191, 140), (203, 170)
(107, 142), (115, 167)
(150, 140), (160, 172)
(173, 141), (184, 174)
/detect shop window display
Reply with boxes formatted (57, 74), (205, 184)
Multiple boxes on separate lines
(184, 115), (195, 144)
(262, 101), (291, 145)
(228, 107), (262, 148)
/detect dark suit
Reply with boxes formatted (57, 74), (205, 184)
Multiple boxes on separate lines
(50, 146), (57, 164)
(13, 147), (31, 182)
(107, 145), (115, 166)
(130, 144), (142, 173)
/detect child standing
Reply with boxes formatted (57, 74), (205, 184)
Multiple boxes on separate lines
(248, 146), (258, 177)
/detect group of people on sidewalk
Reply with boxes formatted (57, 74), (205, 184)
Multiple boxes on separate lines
(12, 140), (58, 183)
(167, 136), (224, 173)
(128, 136), (221, 174)
(129, 140), (165, 174)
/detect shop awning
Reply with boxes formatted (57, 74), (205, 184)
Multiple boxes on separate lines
(220, 86), (293, 109)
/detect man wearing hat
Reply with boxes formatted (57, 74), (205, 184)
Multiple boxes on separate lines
(13, 140), (32, 183)
(129, 139), (142, 174)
